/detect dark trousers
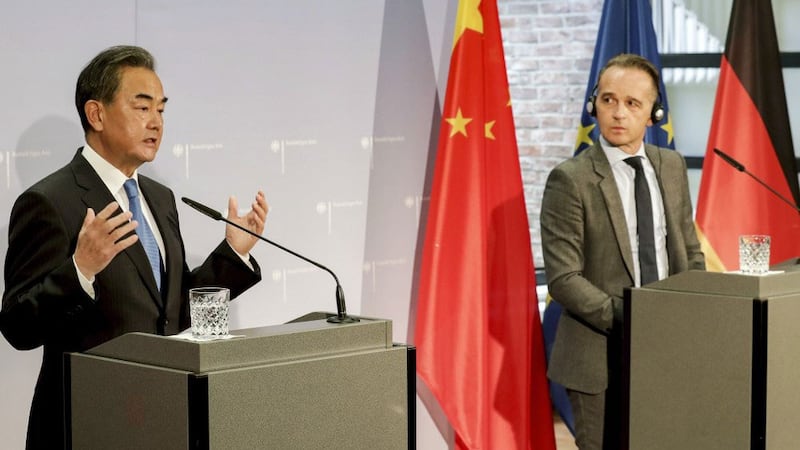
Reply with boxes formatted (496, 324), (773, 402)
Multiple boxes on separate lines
(567, 329), (625, 450)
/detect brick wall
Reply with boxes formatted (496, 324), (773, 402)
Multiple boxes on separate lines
(498, 0), (603, 269)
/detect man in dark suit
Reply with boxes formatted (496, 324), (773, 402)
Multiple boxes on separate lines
(540, 54), (705, 449)
(0, 45), (268, 449)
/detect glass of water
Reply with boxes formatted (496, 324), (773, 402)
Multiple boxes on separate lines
(739, 235), (771, 275)
(189, 287), (230, 338)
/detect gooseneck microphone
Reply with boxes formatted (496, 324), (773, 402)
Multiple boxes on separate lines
(181, 197), (359, 323)
(712, 148), (800, 213)
(711, 148), (745, 172)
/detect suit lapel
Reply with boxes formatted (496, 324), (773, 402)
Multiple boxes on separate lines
(72, 150), (115, 211)
(70, 150), (163, 306)
(589, 145), (636, 281)
(645, 144), (682, 274)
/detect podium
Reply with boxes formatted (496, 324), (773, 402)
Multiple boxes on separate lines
(65, 313), (415, 450)
(624, 270), (800, 450)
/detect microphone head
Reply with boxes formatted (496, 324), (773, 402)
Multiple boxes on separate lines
(713, 148), (746, 172)
(181, 197), (223, 220)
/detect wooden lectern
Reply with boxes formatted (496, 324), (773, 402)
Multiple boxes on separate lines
(624, 270), (800, 450)
(66, 313), (415, 450)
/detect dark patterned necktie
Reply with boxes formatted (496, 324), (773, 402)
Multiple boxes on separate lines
(624, 156), (658, 285)
(123, 179), (162, 290)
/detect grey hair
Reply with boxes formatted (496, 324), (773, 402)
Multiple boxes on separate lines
(598, 53), (660, 98)
(75, 45), (156, 132)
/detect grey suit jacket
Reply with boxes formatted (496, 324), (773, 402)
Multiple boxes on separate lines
(0, 149), (262, 449)
(540, 142), (705, 394)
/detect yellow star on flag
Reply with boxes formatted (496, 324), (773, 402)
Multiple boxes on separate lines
(452, 0), (483, 48)
(445, 108), (472, 137)
(575, 123), (596, 149)
(660, 113), (675, 146)
(485, 120), (496, 140)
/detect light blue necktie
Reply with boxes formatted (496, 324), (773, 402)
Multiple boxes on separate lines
(123, 179), (162, 291)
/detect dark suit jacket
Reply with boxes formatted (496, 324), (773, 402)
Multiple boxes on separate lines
(0, 149), (261, 450)
(540, 142), (705, 394)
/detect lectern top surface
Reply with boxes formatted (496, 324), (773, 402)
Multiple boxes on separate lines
(83, 315), (395, 373)
(640, 269), (800, 298)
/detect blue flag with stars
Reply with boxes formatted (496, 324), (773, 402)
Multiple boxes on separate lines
(574, 0), (674, 154)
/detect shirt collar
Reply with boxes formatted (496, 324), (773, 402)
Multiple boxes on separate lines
(599, 136), (646, 166)
(81, 143), (139, 195)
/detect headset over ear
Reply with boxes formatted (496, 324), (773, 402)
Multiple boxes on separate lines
(585, 84), (599, 117)
(650, 92), (665, 123)
(585, 83), (665, 124)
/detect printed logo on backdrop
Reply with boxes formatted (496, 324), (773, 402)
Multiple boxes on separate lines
(361, 193), (425, 292)
(1, 149), (53, 189)
(271, 267), (320, 304)
(171, 142), (225, 179)
(362, 258), (408, 293)
(270, 138), (319, 174)
(315, 200), (364, 235)
(360, 135), (406, 170)
(0, 151), (5, 188)
(404, 194), (429, 223)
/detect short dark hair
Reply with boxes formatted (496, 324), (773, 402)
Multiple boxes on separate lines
(598, 53), (660, 98)
(75, 45), (156, 132)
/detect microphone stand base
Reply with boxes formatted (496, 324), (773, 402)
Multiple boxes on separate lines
(327, 314), (360, 324)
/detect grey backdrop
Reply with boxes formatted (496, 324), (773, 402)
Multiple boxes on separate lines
(0, 1), (456, 448)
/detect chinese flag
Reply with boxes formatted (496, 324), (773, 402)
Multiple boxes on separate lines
(414, 1), (555, 449)
(696, 0), (800, 270)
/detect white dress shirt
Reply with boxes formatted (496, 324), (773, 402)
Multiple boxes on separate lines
(600, 137), (668, 286)
(73, 144), (254, 296)
(73, 144), (166, 296)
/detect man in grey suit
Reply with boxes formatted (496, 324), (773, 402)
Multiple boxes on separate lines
(0, 45), (268, 449)
(540, 54), (705, 449)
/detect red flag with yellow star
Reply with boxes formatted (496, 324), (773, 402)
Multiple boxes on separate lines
(414, 1), (555, 448)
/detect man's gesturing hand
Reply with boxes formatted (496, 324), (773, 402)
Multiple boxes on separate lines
(73, 202), (139, 279)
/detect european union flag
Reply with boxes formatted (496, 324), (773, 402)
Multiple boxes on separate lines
(574, 0), (675, 154)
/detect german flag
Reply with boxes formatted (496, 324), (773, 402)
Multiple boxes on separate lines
(695, 0), (800, 271)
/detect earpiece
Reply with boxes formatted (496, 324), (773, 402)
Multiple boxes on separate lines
(585, 83), (665, 123)
(586, 90), (597, 117)
(586, 84), (598, 117)
(651, 97), (665, 123)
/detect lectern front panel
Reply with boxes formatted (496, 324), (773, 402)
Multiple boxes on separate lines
(765, 294), (800, 449)
(206, 346), (409, 449)
(628, 289), (752, 450)
(70, 354), (191, 450)
(626, 271), (800, 449)
(68, 318), (412, 449)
